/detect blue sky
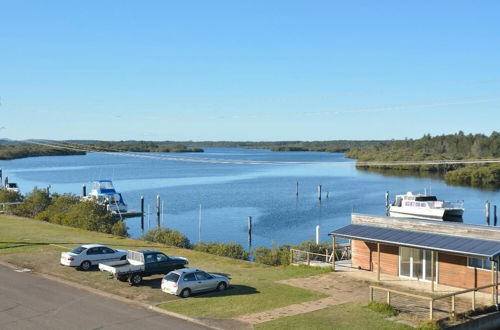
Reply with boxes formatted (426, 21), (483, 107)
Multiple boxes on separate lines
(0, 1), (499, 141)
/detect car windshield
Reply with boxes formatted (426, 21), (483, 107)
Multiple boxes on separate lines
(70, 246), (86, 254)
(165, 273), (180, 282)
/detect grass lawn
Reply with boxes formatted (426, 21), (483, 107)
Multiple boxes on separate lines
(255, 303), (413, 330)
(0, 215), (328, 317)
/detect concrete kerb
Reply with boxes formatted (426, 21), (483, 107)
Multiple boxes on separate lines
(0, 259), (234, 330)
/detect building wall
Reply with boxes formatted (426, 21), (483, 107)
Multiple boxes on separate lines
(438, 252), (494, 292)
(351, 240), (398, 276)
(351, 240), (496, 292)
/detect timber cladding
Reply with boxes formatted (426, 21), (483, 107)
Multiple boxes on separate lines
(352, 240), (398, 276)
(438, 252), (495, 293)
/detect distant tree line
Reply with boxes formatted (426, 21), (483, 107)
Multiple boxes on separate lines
(0, 143), (85, 160)
(0, 188), (128, 236)
(346, 131), (500, 188)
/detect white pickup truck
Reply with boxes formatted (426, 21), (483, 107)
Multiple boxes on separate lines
(99, 249), (188, 285)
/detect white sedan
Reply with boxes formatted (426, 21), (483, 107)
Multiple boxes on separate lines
(60, 244), (127, 271)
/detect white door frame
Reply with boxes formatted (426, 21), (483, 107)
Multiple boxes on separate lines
(398, 247), (438, 282)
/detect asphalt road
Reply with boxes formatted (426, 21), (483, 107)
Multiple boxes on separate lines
(0, 264), (210, 330)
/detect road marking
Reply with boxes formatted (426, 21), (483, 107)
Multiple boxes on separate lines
(14, 268), (32, 273)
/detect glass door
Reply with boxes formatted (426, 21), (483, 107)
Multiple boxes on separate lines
(399, 247), (437, 281)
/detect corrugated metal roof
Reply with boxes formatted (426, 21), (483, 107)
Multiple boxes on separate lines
(329, 224), (500, 259)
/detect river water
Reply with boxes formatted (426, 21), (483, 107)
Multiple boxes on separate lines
(1, 148), (499, 248)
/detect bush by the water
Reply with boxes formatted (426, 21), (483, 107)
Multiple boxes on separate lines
(444, 164), (500, 188)
(2, 188), (128, 237)
(141, 228), (191, 248)
(193, 241), (249, 260)
(253, 240), (333, 266)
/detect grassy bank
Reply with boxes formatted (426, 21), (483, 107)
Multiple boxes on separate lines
(0, 215), (328, 316)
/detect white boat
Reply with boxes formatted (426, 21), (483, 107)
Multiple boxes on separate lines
(82, 180), (127, 214)
(5, 182), (20, 193)
(389, 191), (464, 221)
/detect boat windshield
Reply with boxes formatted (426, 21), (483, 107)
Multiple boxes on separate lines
(415, 196), (437, 202)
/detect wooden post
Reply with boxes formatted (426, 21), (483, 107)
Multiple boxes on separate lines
(307, 252), (310, 266)
(296, 182), (299, 197)
(451, 295), (455, 317)
(386, 291), (391, 305)
(318, 185), (322, 201)
(431, 251), (435, 292)
(332, 236), (336, 271)
(494, 205), (498, 226)
(486, 200), (491, 226)
(156, 195), (161, 228)
(492, 259), (495, 304)
(377, 243), (381, 282)
(140, 196), (144, 232)
(248, 216), (252, 249)
(370, 287), (374, 302)
(429, 300), (434, 320)
(472, 290), (476, 311)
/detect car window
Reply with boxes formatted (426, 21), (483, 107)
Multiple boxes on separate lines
(70, 246), (86, 254)
(165, 273), (180, 282)
(195, 272), (213, 281)
(87, 247), (101, 255)
(145, 254), (156, 264)
(101, 247), (115, 254)
(183, 273), (196, 281)
(156, 254), (169, 262)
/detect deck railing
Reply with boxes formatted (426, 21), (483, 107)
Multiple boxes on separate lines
(290, 245), (351, 267)
(370, 283), (498, 320)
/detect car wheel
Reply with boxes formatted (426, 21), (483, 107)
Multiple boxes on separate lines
(180, 288), (191, 298)
(129, 273), (142, 286)
(79, 261), (91, 271)
(216, 282), (227, 291)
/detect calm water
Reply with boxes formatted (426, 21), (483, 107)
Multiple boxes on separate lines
(1, 148), (499, 248)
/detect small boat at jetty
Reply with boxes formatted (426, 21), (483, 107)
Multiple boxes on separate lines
(82, 180), (128, 214)
(389, 191), (464, 221)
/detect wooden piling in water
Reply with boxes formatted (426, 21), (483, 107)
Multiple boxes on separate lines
(140, 196), (144, 232)
(486, 200), (491, 226)
(156, 195), (161, 228)
(82, 184), (86, 197)
(296, 182), (299, 197)
(318, 185), (322, 200)
(494, 205), (498, 226)
(248, 216), (252, 248)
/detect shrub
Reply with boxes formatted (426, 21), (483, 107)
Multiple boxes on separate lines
(253, 245), (291, 266)
(0, 189), (22, 213)
(111, 221), (129, 237)
(36, 194), (80, 223)
(141, 228), (191, 249)
(13, 187), (51, 217)
(193, 241), (249, 260)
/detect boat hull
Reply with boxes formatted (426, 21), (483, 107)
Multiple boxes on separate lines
(389, 206), (463, 221)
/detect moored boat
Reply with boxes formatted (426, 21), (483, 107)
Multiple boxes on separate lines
(389, 191), (464, 221)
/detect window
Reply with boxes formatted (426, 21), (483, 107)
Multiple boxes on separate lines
(165, 273), (180, 283)
(195, 272), (212, 281)
(145, 254), (156, 264)
(156, 254), (168, 262)
(87, 247), (101, 255)
(71, 246), (86, 254)
(468, 257), (492, 270)
(101, 247), (115, 254)
(183, 273), (196, 281)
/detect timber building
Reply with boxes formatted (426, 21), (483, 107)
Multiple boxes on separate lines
(329, 214), (500, 293)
